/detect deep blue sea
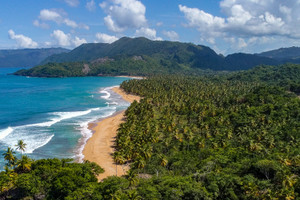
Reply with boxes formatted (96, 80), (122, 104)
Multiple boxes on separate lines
(0, 67), (130, 169)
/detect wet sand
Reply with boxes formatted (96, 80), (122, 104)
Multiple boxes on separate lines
(83, 86), (140, 181)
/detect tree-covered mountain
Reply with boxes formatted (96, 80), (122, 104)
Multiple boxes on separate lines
(0, 48), (70, 68)
(228, 64), (300, 93)
(258, 46), (300, 64)
(13, 37), (300, 77)
(41, 37), (224, 70)
(224, 53), (278, 70)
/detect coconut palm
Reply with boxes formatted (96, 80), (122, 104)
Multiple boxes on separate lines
(15, 140), (26, 154)
(2, 147), (16, 167)
(16, 155), (32, 172)
(126, 170), (138, 187)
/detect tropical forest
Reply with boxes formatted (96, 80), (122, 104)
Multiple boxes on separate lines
(0, 63), (299, 199)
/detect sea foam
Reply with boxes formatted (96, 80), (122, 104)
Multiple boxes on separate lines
(100, 90), (111, 99)
(76, 107), (117, 163)
(26, 108), (100, 128)
(0, 127), (14, 140)
(25, 134), (54, 154)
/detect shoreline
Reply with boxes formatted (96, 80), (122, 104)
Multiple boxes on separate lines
(82, 86), (140, 181)
(114, 75), (144, 79)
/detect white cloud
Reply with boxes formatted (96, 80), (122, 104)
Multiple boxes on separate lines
(39, 9), (62, 21)
(33, 20), (50, 29)
(179, 1), (300, 53)
(64, 0), (79, 7)
(179, 5), (225, 31)
(100, 0), (147, 32)
(51, 30), (71, 46)
(73, 36), (87, 47)
(86, 0), (96, 11)
(162, 30), (179, 41)
(63, 18), (78, 28)
(179, 1), (300, 38)
(95, 33), (119, 43)
(135, 27), (162, 40)
(237, 38), (247, 49)
(104, 15), (124, 32)
(51, 30), (87, 47)
(8, 29), (38, 48)
(37, 9), (87, 29)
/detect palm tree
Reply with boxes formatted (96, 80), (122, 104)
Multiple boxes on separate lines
(15, 140), (26, 154)
(159, 155), (168, 167)
(2, 147), (16, 167)
(16, 155), (32, 172)
(126, 170), (139, 187)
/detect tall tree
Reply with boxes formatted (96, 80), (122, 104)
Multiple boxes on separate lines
(15, 140), (26, 154)
(2, 147), (16, 168)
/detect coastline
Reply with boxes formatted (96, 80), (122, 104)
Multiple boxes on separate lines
(82, 86), (140, 181)
(114, 75), (144, 79)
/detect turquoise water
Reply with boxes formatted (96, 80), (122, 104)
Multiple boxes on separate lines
(0, 67), (130, 168)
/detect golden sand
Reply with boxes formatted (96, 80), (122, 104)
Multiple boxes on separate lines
(82, 86), (140, 181)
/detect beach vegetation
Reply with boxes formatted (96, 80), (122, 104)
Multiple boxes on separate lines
(1, 63), (300, 199)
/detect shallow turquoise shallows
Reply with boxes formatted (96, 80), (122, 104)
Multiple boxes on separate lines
(0, 67), (130, 169)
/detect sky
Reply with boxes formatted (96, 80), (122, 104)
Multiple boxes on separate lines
(1, 0), (300, 54)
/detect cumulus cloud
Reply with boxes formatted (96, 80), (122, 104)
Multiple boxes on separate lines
(33, 20), (50, 29)
(37, 9), (88, 29)
(51, 29), (85, 47)
(8, 29), (38, 48)
(163, 31), (179, 41)
(64, 0), (79, 7)
(135, 27), (162, 40)
(73, 36), (87, 46)
(86, 0), (96, 11)
(179, 0), (300, 52)
(95, 33), (119, 43)
(100, 0), (147, 32)
(51, 30), (71, 46)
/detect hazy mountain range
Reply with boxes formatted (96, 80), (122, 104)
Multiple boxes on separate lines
(5, 37), (300, 74)
(0, 48), (69, 68)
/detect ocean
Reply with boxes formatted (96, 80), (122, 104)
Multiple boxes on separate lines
(0, 67), (130, 169)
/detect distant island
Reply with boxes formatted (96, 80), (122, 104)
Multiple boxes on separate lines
(12, 37), (300, 77)
(0, 48), (69, 68)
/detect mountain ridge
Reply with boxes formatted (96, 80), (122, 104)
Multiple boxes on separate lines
(0, 48), (70, 68)
(13, 37), (300, 77)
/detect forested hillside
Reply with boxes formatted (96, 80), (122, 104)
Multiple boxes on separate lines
(2, 64), (300, 199)
(258, 46), (300, 63)
(41, 37), (224, 70)
(228, 64), (300, 93)
(15, 37), (300, 77)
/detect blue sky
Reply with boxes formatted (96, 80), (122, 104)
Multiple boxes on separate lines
(1, 0), (300, 54)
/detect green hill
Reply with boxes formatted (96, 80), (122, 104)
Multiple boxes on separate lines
(228, 64), (300, 93)
(0, 48), (70, 68)
(258, 46), (300, 62)
(224, 53), (278, 70)
(16, 37), (289, 77)
(42, 37), (224, 70)
(9, 38), (300, 77)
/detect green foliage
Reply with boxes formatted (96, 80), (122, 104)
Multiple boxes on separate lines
(17, 37), (300, 78)
(115, 74), (300, 199)
(228, 64), (300, 93)
(0, 158), (104, 199)
(4, 65), (300, 199)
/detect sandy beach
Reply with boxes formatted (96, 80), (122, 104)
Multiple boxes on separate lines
(83, 86), (140, 181)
